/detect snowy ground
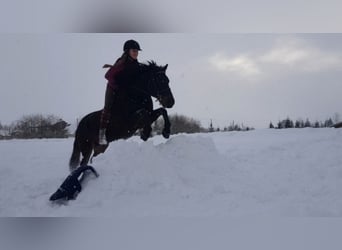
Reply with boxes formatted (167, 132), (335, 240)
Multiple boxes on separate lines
(1, 128), (342, 217)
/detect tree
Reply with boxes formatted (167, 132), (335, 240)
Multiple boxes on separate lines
(277, 121), (283, 129)
(284, 117), (294, 128)
(11, 114), (70, 139)
(324, 118), (334, 127)
(333, 112), (340, 123)
(304, 118), (311, 128)
(153, 114), (203, 135)
(226, 121), (253, 131)
(295, 120), (301, 128)
(208, 120), (214, 132)
(269, 122), (274, 129)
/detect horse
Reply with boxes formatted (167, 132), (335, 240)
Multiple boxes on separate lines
(69, 61), (175, 171)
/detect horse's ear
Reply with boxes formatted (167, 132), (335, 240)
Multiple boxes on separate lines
(163, 64), (168, 71)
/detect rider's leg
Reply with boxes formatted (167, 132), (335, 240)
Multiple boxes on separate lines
(99, 85), (116, 145)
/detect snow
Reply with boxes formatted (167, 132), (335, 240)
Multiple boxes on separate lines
(1, 128), (342, 217)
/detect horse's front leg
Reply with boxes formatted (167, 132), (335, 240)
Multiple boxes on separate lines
(156, 108), (171, 139)
(141, 108), (171, 141)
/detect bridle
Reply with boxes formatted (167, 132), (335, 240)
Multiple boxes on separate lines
(147, 70), (170, 99)
(129, 68), (170, 102)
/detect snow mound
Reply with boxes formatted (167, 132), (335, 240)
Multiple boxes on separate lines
(1, 129), (342, 217)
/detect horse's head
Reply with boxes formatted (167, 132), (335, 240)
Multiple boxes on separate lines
(141, 61), (175, 108)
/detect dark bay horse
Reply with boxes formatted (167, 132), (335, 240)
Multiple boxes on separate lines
(69, 61), (175, 170)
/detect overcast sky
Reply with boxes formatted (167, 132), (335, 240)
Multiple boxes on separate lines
(1, 0), (342, 32)
(0, 34), (341, 128)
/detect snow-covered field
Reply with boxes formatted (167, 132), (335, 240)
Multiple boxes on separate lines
(1, 128), (342, 217)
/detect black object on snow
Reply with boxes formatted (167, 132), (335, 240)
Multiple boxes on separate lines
(49, 165), (99, 201)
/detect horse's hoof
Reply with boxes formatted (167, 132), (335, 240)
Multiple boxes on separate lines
(140, 132), (150, 141)
(140, 134), (148, 141)
(140, 128), (151, 141)
(94, 144), (108, 155)
(162, 130), (170, 139)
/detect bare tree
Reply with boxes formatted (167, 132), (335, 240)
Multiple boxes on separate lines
(333, 112), (340, 123)
(10, 114), (70, 138)
(153, 114), (203, 135)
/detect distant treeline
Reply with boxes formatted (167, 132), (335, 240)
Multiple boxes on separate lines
(0, 113), (255, 140)
(215, 121), (254, 132)
(152, 114), (203, 135)
(0, 114), (70, 139)
(269, 117), (335, 129)
(3, 112), (339, 140)
(152, 114), (254, 135)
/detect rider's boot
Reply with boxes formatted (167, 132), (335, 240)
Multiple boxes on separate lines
(99, 108), (110, 145)
(98, 87), (117, 145)
(99, 128), (107, 145)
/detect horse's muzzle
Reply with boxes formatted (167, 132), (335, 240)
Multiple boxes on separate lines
(159, 95), (175, 108)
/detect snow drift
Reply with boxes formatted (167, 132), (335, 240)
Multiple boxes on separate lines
(0, 128), (342, 217)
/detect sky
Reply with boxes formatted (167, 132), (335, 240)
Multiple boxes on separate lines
(1, 0), (342, 33)
(0, 33), (342, 128)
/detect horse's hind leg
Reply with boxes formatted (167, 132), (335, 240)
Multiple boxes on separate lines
(80, 141), (93, 167)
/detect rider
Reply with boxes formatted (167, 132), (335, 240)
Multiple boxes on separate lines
(99, 39), (142, 145)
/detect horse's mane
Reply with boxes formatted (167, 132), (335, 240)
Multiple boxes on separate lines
(140, 60), (163, 72)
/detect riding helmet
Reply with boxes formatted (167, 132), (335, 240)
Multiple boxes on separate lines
(123, 40), (142, 51)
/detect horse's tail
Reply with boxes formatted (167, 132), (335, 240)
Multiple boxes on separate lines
(69, 130), (81, 170)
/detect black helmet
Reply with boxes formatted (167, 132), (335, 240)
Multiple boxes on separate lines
(123, 40), (142, 51)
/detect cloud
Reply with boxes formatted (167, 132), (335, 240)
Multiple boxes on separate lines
(209, 53), (261, 77)
(209, 37), (342, 81)
(260, 37), (342, 72)
(261, 46), (309, 65)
